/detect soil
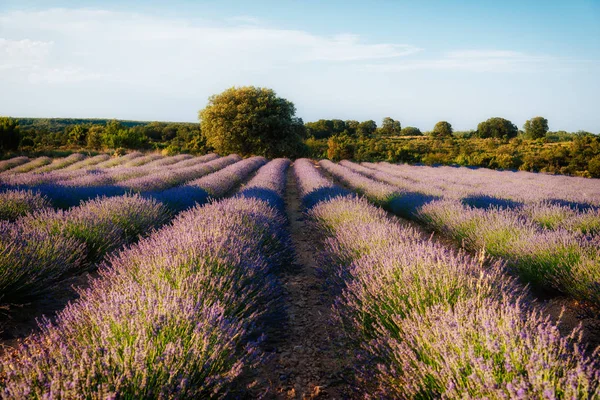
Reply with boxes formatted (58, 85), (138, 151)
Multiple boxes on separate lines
(243, 167), (354, 399)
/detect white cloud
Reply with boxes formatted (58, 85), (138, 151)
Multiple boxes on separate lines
(363, 50), (553, 73)
(0, 38), (54, 70)
(0, 8), (420, 88)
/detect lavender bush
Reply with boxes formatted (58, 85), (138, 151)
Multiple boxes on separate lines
(123, 153), (163, 167)
(94, 151), (144, 168)
(1, 185), (289, 398)
(120, 154), (233, 192)
(420, 199), (600, 305)
(0, 221), (86, 301)
(237, 158), (290, 211)
(6, 157), (52, 174)
(293, 158), (350, 208)
(293, 160), (600, 398)
(0, 189), (52, 221)
(188, 156), (267, 198)
(328, 160), (600, 306)
(35, 153), (87, 173)
(0, 194), (169, 302)
(0, 156), (29, 172)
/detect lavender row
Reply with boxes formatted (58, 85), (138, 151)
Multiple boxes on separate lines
(0, 156), (29, 172)
(34, 153), (87, 173)
(319, 159), (398, 205)
(122, 153), (164, 167)
(0, 154), (222, 208)
(62, 154), (111, 171)
(94, 151), (144, 168)
(1, 154), (212, 189)
(0, 170), (291, 397)
(294, 161), (600, 398)
(155, 156), (266, 211)
(0, 194), (170, 303)
(371, 161), (600, 208)
(294, 158), (350, 208)
(118, 153), (229, 192)
(364, 161), (600, 234)
(237, 158), (290, 211)
(4, 157), (52, 174)
(419, 200), (600, 305)
(0, 155), (255, 302)
(0, 189), (52, 221)
(327, 160), (600, 306)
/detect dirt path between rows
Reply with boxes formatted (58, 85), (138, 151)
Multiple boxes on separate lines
(246, 168), (353, 399)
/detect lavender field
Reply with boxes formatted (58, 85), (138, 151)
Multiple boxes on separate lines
(0, 153), (599, 398)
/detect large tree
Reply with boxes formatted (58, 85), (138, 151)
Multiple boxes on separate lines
(400, 126), (422, 136)
(0, 117), (21, 151)
(523, 116), (549, 139)
(431, 121), (453, 137)
(475, 117), (518, 139)
(357, 120), (377, 137)
(379, 117), (402, 136)
(199, 86), (305, 157)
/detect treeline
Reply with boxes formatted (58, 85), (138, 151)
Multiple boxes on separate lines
(316, 134), (600, 178)
(1, 117), (208, 155)
(304, 116), (600, 177)
(1, 116), (599, 178)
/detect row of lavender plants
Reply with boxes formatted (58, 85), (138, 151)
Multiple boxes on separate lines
(321, 160), (600, 306)
(296, 159), (600, 398)
(0, 194), (170, 304)
(0, 159), (291, 398)
(155, 156), (267, 211)
(364, 161), (600, 236)
(0, 155), (259, 305)
(0, 156), (29, 173)
(0, 154), (227, 209)
(0, 154), (214, 188)
(370, 161), (600, 208)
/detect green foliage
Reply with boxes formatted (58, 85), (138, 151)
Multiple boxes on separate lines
(86, 126), (103, 150)
(589, 156), (600, 177)
(327, 134), (355, 161)
(476, 117), (518, 139)
(101, 120), (149, 150)
(357, 120), (378, 137)
(0, 117), (21, 151)
(307, 134), (600, 178)
(430, 121), (453, 138)
(306, 119), (344, 139)
(12, 117), (208, 155)
(67, 124), (87, 146)
(199, 86), (306, 158)
(379, 117), (402, 136)
(523, 116), (549, 139)
(400, 126), (422, 136)
(453, 130), (475, 139)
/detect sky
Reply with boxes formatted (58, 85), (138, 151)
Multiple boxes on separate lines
(1, 0), (599, 132)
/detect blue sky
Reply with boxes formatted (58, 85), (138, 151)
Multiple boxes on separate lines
(1, 0), (599, 132)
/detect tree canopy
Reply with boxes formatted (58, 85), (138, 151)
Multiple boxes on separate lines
(475, 117), (518, 139)
(431, 121), (453, 137)
(523, 116), (549, 139)
(0, 117), (21, 151)
(199, 86), (305, 157)
(400, 126), (422, 136)
(379, 117), (402, 136)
